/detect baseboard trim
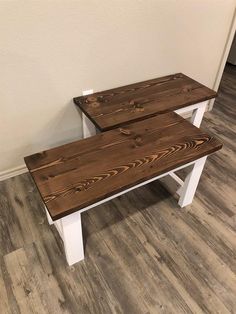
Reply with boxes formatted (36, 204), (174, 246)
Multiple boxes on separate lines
(0, 164), (28, 182)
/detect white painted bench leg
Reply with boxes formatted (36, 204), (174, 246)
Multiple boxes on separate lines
(60, 211), (84, 265)
(178, 156), (207, 207)
(190, 101), (207, 127)
(44, 206), (54, 225)
(82, 89), (96, 138)
(82, 113), (96, 138)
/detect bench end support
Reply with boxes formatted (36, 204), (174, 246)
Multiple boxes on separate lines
(178, 156), (207, 207)
(60, 212), (84, 266)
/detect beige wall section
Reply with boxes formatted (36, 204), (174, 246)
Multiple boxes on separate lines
(0, 0), (235, 176)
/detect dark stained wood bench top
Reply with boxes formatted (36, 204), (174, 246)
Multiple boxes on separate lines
(25, 112), (222, 221)
(73, 73), (217, 131)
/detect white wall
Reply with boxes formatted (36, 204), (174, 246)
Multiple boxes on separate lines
(0, 0), (235, 176)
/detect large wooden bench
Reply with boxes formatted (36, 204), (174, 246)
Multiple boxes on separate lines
(25, 112), (222, 265)
(73, 73), (216, 137)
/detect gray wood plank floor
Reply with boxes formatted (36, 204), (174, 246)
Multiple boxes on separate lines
(0, 64), (235, 314)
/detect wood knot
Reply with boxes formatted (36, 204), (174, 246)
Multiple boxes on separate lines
(24, 286), (31, 296)
(133, 103), (144, 112)
(134, 135), (142, 146)
(87, 96), (97, 102)
(182, 86), (192, 93)
(119, 128), (131, 135)
(89, 101), (100, 108)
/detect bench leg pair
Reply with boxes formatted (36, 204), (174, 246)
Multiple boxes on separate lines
(44, 156), (207, 266)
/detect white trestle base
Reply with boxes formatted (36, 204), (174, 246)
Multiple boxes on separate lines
(45, 156), (207, 265)
(174, 100), (207, 127)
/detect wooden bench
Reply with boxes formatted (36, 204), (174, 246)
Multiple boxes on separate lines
(73, 73), (216, 137)
(25, 112), (222, 265)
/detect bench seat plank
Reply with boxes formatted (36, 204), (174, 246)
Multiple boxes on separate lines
(25, 112), (221, 221)
(73, 73), (216, 131)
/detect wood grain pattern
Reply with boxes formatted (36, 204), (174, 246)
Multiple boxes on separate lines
(73, 73), (217, 131)
(0, 64), (235, 314)
(24, 112), (222, 220)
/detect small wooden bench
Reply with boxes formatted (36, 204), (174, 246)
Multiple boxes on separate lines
(73, 73), (216, 137)
(25, 112), (222, 265)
